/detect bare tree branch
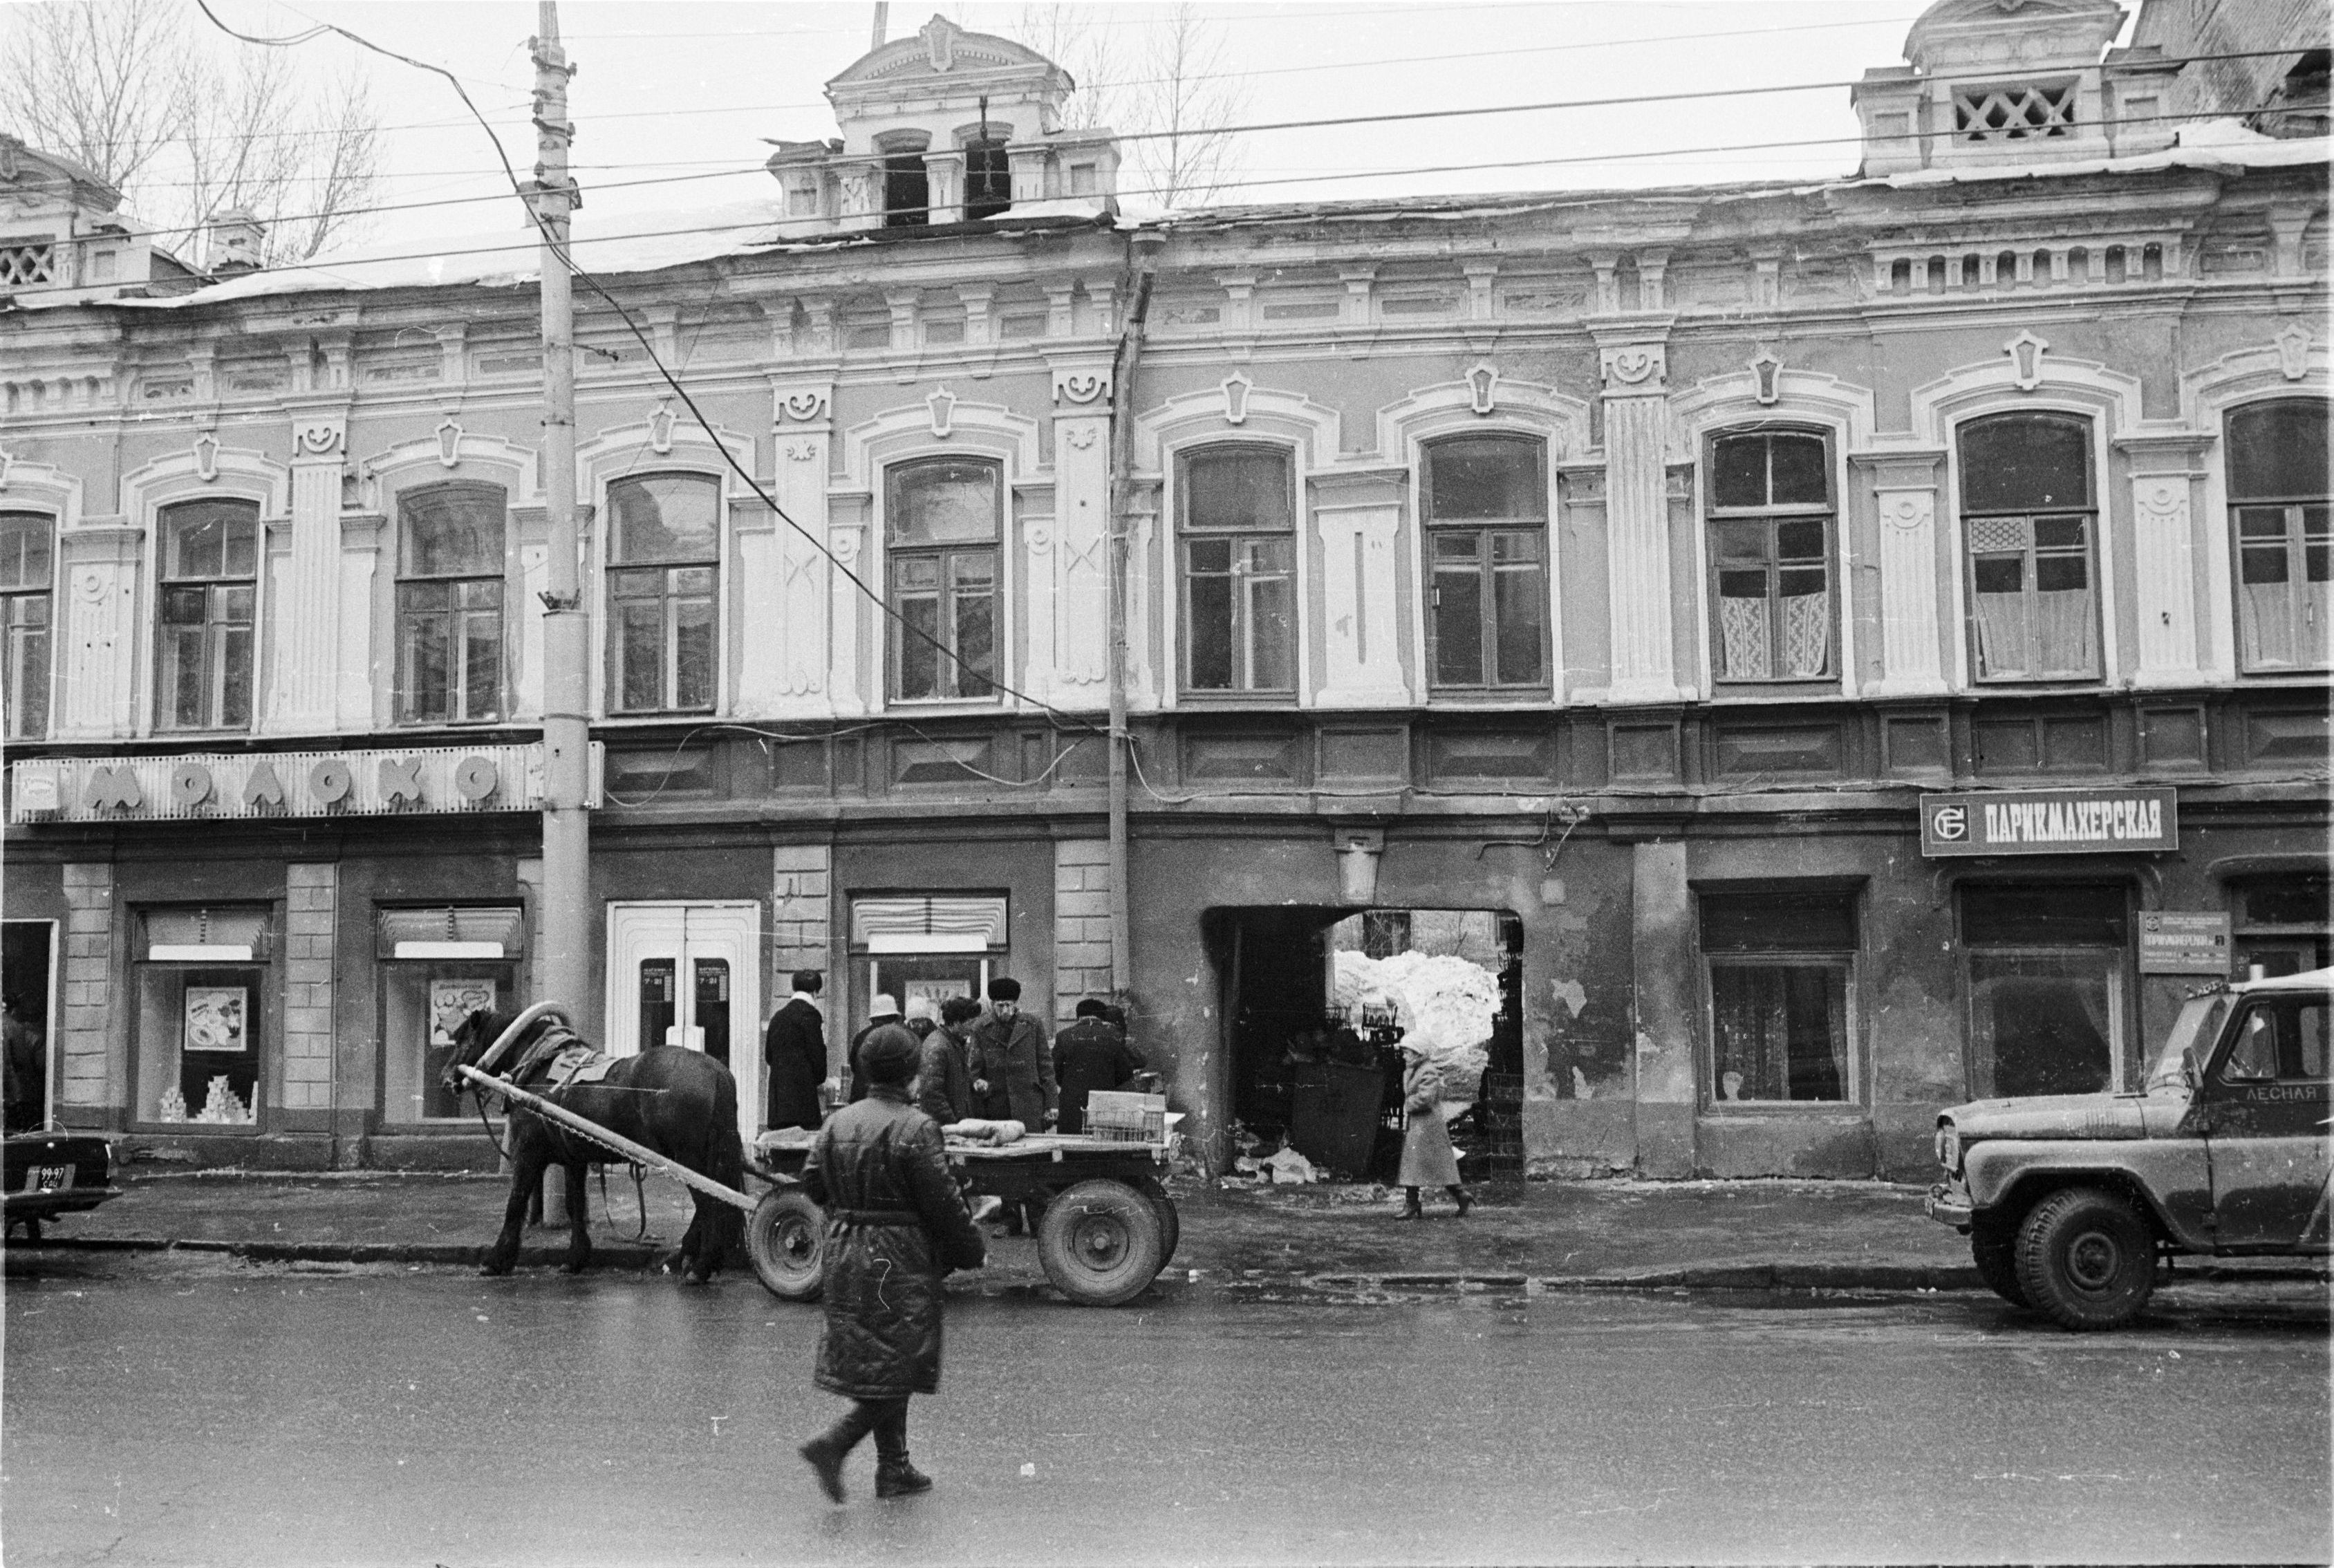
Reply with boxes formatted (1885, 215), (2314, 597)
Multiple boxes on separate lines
(1004, 2), (1247, 208)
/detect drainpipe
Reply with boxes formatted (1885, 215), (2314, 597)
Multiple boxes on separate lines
(1105, 230), (1160, 1003)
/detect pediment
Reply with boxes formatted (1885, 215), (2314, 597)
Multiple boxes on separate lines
(826, 15), (1062, 91)
(1904, 0), (2125, 75)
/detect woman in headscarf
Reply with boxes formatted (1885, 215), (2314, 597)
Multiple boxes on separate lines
(1394, 1041), (1472, 1220)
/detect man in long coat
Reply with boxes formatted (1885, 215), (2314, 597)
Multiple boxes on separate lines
(796, 1027), (986, 1502)
(1052, 998), (1143, 1134)
(763, 970), (828, 1130)
(969, 977), (1054, 1128)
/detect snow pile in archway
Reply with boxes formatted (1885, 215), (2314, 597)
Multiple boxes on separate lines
(1331, 949), (1497, 1093)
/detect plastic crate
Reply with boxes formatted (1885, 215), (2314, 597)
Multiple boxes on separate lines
(1083, 1090), (1166, 1144)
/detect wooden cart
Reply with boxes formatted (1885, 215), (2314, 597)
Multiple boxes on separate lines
(747, 1130), (1179, 1308)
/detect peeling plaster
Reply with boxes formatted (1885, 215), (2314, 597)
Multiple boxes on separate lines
(1551, 978), (1587, 1018)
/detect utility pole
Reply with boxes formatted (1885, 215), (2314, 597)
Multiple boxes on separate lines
(870, 3), (888, 52)
(532, 4), (590, 1042)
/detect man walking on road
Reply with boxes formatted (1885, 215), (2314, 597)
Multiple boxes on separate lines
(1052, 998), (1143, 1134)
(763, 971), (827, 1131)
(796, 1027), (987, 1503)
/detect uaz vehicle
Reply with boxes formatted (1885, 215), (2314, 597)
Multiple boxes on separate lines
(1927, 967), (2330, 1329)
(4, 1125), (122, 1241)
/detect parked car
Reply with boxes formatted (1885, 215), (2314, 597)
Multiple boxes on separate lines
(4, 1125), (122, 1240)
(1927, 967), (2331, 1329)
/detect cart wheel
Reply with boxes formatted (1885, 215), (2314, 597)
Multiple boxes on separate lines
(747, 1188), (825, 1302)
(1037, 1179), (1166, 1307)
(1131, 1173), (1180, 1269)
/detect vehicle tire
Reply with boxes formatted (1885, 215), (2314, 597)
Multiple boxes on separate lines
(1037, 1179), (1166, 1307)
(2013, 1186), (2156, 1330)
(1970, 1216), (2028, 1307)
(1131, 1173), (1180, 1269)
(747, 1187), (825, 1303)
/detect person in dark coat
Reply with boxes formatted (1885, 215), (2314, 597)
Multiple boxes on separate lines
(763, 970), (828, 1130)
(969, 978), (1054, 1128)
(847, 995), (908, 1104)
(1052, 998), (1143, 1135)
(796, 1025), (987, 1503)
(915, 996), (980, 1126)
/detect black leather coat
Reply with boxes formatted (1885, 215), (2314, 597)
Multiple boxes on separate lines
(800, 1086), (987, 1399)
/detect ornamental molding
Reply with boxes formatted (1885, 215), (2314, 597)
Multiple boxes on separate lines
(1221, 370), (1252, 425)
(928, 385), (958, 439)
(1466, 362), (1500, 416)
(775, 386), (832, 424)
(1598, 342), (1666, 393)
(290, 416), (347, 460)
(1051, 364), (1112, 407)
(2004, 330), (2049, 391)
(2277, 322), (2313, 382)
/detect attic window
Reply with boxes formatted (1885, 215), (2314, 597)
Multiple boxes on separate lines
(1954, 81), (2076, 142)
(966, 140), (1010, 220)
(0, 241), (55, 287)
(884, 153), (928, 227)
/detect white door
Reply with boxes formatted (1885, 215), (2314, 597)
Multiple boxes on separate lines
(606, 902), (761, 1148)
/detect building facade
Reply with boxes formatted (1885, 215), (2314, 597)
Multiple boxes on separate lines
(2, 2), (2326, 1177)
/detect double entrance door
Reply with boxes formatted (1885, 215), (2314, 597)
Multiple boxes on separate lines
(606, 902), (760, 1148)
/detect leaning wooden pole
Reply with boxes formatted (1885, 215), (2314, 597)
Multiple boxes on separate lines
(458, 1065), (761, 1214)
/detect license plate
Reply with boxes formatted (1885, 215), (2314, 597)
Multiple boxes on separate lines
(31, 1165), (71, 1192)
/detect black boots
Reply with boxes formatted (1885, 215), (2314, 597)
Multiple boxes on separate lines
(1399, 1187), (1423, 1220)
(803, 1397), (924, 1503)
(798, 1433), (849, 1504)
(1450, 1185), (1473, 1217)
(875, 1459), (933, 1498)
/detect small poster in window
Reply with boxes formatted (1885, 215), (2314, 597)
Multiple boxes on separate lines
(431, 979), (500, 1045)
(183, 987), (248, 1054)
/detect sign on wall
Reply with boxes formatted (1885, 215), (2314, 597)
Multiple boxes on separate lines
(8, 743), (603, 824)
(2138, 911), (2234, 975)
(1920, 786), (2178, 858)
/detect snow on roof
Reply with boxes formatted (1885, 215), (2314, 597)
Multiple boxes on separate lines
(1870, 118), (2329, 188)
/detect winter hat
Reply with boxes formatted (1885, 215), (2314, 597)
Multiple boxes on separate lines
(859, 1025), (919, 1085)
(869, 993), (902, 1019)
(987, 977), (1023, 1002)
(904, 996), (940, 1024)
(1074, 998), (1108, 1019)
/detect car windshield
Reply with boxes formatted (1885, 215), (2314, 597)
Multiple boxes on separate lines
(2147, 994), (2230, 1090)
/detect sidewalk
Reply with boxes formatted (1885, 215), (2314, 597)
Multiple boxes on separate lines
(24, 1169), (2326, 1295)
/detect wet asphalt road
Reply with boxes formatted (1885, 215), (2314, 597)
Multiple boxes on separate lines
(3, 1249), (2327, 1568)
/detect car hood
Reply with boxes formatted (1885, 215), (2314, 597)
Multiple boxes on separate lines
(1940, 1091), (2178, 1141)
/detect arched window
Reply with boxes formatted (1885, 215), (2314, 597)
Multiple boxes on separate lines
(1959, 412), (2098, 681)
(1179, 445), (1295, 694)
(1707, 428), (1833, 682)
(156, 497), (260, 730)
(608, 474), (720, 713)
(2228, 399), (2330, 672)
(395, 483), (507, 723)
(1421, 434), (1547, 689)
(0, 511), (53, 739)
(887, 458), (1000, 701)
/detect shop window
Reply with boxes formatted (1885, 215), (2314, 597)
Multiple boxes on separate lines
(1180, 445), (1296, 694)
(607, 474), (720, 714)
(156, 497), (260, 731)
(2228, 400), (2330, 673)
(849, 893), (1006, 1026)
(1706, 429), (1833, 682)
(1423, 434), (1547, 689)
(1961, 884), (2129, 1097)
(886, 458), (1000, 702)
(1960, 412), (2098, 682)
(1699, 889), (1856, 1104)
(0, 511), (53, 739)
(375, 905), (525, 1123)
(134, 913), (272, 1128)
(395, 483), (506, 724)
(2233, 873), (2332, 978)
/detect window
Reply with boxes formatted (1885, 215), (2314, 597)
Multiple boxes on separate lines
(879, 133), (930, 227)
(1423, 435), (1547, 689)
(2228, 400), (2330, 672)
(1961, 884), (2128, 1097)
(1701, 890), (1856, 1103)
(1707, 429), (1833, 682)
(395, 484), (505, 724)
(2219, 995), (2328, 1084)
(607, 474), (720, 714)
(0, 512), (53, 739)
(156, 498), (259, 731)
(1960, 413), (2098, 681)
(1954, 81), (2075, 141)
(887, 458), (999, 701)
(1180, 445), (1296, 693)
(965, 137), (1010, 220)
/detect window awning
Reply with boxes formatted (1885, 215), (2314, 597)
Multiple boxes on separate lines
(142, 907), (272, 962)
(850, 895), (1007, 953)
(377, 906), (526, 961)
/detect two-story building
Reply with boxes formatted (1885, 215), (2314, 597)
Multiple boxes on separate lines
(2, 1), (2324, 1179)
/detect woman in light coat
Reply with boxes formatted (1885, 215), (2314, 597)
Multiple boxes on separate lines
(1394, 1043), (1472, 1220)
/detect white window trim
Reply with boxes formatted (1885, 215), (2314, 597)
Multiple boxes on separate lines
(121, 447), (289, 740)
(0, 458), (77, 739)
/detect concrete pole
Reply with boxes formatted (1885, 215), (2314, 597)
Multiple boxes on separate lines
(532, 2), (588, 1224)
(1105, 236), (1159, 1003)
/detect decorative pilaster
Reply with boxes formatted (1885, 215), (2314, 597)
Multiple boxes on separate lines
(59, 863), (113, 1110)
(281, 864), (338, 1114)
(336, 511), (384, 729)
(749, 384), (836, 717)
(55, 523), (142, 738)
(2118, 432), (2215, 687)
(1857, 452), (1952, 696)
(271, 411), (348, 733)
(1312, 472), (1408, 707)
(1045, 360), (1114, 709)
(1596, 325), (1683, 702)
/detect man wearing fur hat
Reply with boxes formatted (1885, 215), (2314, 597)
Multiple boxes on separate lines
(969, 976), (1054, 1131)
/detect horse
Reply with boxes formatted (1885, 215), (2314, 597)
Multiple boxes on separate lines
(440, 1005), (747, 1285)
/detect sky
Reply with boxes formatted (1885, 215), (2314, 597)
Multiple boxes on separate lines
(13, 1), (2066, 256)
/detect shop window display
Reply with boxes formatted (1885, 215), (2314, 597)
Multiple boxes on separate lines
(1699, 890), (1857, 1103)
(1961, 883), (2129, 1096)
(136, 968), (261, 1126)
(385, 971), (507, 1122)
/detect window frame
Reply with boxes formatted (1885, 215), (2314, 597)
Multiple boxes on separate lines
(1697, 886), (1862, 1109)
(2225, 397), (2331, 675)
(1176, 441), (1300, 699)
(604, 472), (723, 717)
(393, 482), (510, 726)
(0, 510), (55, 740)
(884, 455), (1005, 705)
(1957, 410), (2103, 685)
(1702, 426), (1839, 689)
(1420, 433), (1551, 693)
(153, 496), (263, 734)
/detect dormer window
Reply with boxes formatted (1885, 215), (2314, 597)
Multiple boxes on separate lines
(1953, 80), (2075, 141)
(966, 136), (1009, 221)
(878, 131), (929, 228)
